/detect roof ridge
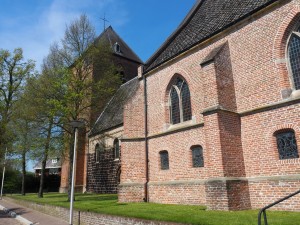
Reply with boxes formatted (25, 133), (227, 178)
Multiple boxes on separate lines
(144, 0), (279, 73)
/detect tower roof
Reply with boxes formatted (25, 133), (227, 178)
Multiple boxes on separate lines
(145, 0), (279, 72)
(95, 26), (143, 64)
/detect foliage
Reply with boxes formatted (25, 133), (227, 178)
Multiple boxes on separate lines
(0, 166), (38, 194)
(47, 14), (121, 131)
(0, 48), (35, 156)
(0, 167), (21, 194)
(10, 193), (300, 225)
(41, 14), (121, 200)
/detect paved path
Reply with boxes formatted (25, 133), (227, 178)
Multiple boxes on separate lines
(0, 209), (22, 225)
(0, 199), (68, 225)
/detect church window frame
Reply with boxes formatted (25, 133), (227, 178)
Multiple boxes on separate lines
(95, 143), (103, 163)
(191, 145), (204, 167)
(274, 129), (299, 160)
(114, 138), (120, 160)
(168, 77), (192, 125)
(287, 28), (300, 90)
(159, 150), (169, 170)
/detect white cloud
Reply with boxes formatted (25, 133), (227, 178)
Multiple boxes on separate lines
(0, 0), (128, 71)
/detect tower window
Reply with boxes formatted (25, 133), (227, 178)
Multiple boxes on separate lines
(114, 42), (121, 53)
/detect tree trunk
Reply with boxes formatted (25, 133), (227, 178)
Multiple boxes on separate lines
(38, 159), (47, 198)
(38, 120), (53, 198)
(21, 150), (26, 195)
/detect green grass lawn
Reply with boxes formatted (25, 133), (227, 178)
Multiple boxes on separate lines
(9, 193), (300, 225)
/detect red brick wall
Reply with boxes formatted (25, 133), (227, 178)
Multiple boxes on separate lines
(120, 0), (300, 210)
(249, 180), (300, 211)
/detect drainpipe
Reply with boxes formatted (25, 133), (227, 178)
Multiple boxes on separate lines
(143, 70), (149, 202)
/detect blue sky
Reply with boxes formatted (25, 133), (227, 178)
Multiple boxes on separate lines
(0, 0), (196, 171)
(0, 0), (196, 71)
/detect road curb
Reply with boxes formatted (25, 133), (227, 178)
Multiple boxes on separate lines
(0, 204), (34, 225)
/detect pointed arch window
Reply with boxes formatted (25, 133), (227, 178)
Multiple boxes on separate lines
(169, 77), (192, 124)
(288, 29), (300, 90)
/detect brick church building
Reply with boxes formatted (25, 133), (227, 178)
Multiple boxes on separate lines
(59, 26), (142, 193)
(68, 0), (300, 211)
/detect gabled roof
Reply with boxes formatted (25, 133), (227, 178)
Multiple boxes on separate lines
(89, 77), (140, 137)
(145, 0), (279, 72)
(34, 158), (61, 170)
(95, 26), (143, 64)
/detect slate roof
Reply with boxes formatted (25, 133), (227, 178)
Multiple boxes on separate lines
(89, 77), (140, 137)
(95, 26), (143, 64)
(145, 0), (279, 72)
(33, 158), (61, 170)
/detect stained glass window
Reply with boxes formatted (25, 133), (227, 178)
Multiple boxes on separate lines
(169, 77), (192, 124)
(160, 151), (169, 170)
(114, 138), (120, 159)
(181, 82), (192, 121)
(170, 87), (180, 124)
(192, 146), (204, 167)
(288, 33), (300, 90)
(275, 130), (299, 159)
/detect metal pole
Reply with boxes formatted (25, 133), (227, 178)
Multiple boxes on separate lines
(69, 128), (78, 225)
(0, 148), (7, 200)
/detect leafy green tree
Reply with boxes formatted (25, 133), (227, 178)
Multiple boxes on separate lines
(21, 70), (63, 198)
(0, 48), (35, 158)
(11, 116), (36, 195)
(45, 14), (121, 200)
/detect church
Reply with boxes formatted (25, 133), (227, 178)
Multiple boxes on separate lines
(67, 0), (300, 211)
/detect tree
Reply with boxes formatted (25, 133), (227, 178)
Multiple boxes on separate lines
(0, 48), (35, 158)
(46, 14), (121, 200)
(12, 115), (36, 195)
(21, 68), (63, 198)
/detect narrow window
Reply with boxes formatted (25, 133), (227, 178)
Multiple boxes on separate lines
(170, 87), (180, 124)
(95, 144), (101, 163)
(169, 77), (192, 124)
(159, 151), (169, 170)
(114, 138), (120, 159)
(191, 146), (204, 167)
(275, 130), (299, 159)
(181, 82), (192, 121)
(288, 30), (300, 90)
